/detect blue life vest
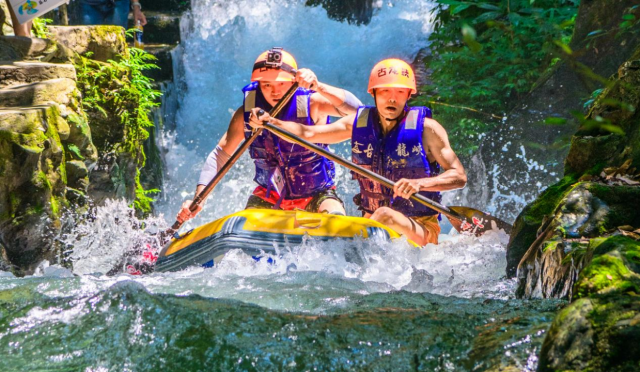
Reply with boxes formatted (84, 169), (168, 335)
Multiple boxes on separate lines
(242, 82), (336, 200)
(351, 106), (441, 217)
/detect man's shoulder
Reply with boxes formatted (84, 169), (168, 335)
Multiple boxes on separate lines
(422, 117), (445, 133)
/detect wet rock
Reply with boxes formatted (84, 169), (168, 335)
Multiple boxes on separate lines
(538, 236), (640, 371)
(0, 105), (67, 275)
(66, 160), (89, 190)
(0, 61), (76, 89)
(538, 298), (595, 371)
(143, 44), (175, 82)
(47, 26), (127, 62)
(514, 183), (640, 299)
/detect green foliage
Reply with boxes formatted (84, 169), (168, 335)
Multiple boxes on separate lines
(75, 48), (162, 214)
(133, 169), (159, 214)
(31, 18), (52, 38)
(413, 0), (579, 154)
(66, 144), (84, 160)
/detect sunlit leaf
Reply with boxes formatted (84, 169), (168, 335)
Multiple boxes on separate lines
(461, 24), (483, 53)
(553, 40), (573, 55)
(598, 124), (625, 135)
(544, 117), (567, 125)
(452, 4), (471, 14)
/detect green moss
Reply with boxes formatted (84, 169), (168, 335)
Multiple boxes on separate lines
(543, 240), (561, 252)
(33, 171), (52, 191)
(525, 176), (578, 224)
(574, 236), (640, 299)
(66, 113), (91, 138)
(75, 46), (161, 213)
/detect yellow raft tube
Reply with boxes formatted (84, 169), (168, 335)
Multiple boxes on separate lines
(156, 209), (416, 272)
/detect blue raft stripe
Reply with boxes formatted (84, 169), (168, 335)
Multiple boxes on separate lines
(156, 217), (392, 272)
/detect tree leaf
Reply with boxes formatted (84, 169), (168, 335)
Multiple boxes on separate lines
(475, 11), (501, 23)
(452, 4), (472, 14)
(598, 124), (625, 135)
(544, 117), (567, 125)
(477, 3), (500, 10)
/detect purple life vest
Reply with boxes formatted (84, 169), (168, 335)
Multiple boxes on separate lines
(351, 106), (441, 217)
(242, 82), (336, 199)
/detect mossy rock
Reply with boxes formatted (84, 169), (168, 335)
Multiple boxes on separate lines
(47, 25), (128, 63)
(506, 176), (576, 277)
(0, 105), (68, 275)
(539, 294), (640, 372)
(513, 182), (640, 299)
(573, 236), (640, 299)
(565, 48), (640, 178)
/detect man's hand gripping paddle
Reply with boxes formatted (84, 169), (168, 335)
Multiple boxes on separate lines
(257, 113), (513, 236)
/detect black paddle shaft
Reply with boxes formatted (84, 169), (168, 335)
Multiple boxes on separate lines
(259, 117), (513, 235)
(166, 81), (300, 234)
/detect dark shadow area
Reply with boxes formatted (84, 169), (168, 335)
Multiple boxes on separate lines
(305, 0), (374, 25)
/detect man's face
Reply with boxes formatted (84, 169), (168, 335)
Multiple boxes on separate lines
(374, 87), (411, 121)
(259, 80), (294, 107)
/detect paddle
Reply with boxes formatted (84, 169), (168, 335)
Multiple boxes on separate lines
(162, 81), (300, 241)
(105, 81), (300, 276)
(257, 113), (513, 236)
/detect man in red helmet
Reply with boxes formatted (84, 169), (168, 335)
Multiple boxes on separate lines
(176, 48), (363, 223)
(249, 58), (467, 245)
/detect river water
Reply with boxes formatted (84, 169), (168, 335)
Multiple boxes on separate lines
(0, 1), (561, 370)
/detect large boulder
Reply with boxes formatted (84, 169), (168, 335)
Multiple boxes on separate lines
(515, 182), (640, 299)
(473, 0), (640, 221)
(537, 236), (640, 372)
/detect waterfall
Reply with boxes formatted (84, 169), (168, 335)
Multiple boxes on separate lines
(156, 0), (439, 227)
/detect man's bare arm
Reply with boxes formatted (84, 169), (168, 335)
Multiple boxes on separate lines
(419, 118), (467, 191)
(312, 83), (363, 118)
(393, 118), (467, 199)
(249, 109), (354, 144)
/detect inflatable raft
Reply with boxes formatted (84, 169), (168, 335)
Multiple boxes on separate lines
(155, 209), (415, 272)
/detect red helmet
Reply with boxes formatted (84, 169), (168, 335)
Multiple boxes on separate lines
(251, 47), (298, 82)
